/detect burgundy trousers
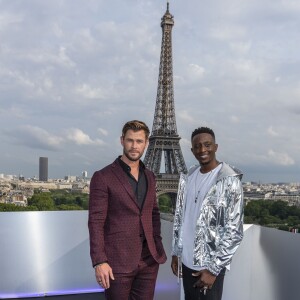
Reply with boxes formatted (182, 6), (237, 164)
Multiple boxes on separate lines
(104, 242), (159, 300)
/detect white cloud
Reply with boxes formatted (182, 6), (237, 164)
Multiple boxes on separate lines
(267, 150), (295, 166)
(267, 126), (279, 137)
(7, 70), (35, 88)
(52, 22), (64, 38)
(43, 77), (53, 89)
(0, 12), (23, 30)
(75, 84), (106, 100)
(209, 25), (246, 41)
(98, 128), (108, 136)
(279, 0), (300, 12)
(229, 41), (252, 55)
(58, 46), (75, 68)
(178, 110), (198, 125)
(230, 116), (240, 123)
(230, 59), (269, 84)
(7, 125), (63, 151)
(188, 64), (205, 79)
(0, 106), (26, 119)
(65, 128), (105, 146)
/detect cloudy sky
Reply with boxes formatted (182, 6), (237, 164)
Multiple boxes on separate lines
(1, 0), (300, 183)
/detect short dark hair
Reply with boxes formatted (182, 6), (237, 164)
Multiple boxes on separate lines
(191, 127), (215, 141)
(122, 120), (150, 139)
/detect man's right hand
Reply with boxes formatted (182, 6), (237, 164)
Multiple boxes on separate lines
(171, 255), (181, 277)
(95, 263), (115, 289)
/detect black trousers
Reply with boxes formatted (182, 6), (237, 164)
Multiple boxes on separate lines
(182, 264), (226, 300)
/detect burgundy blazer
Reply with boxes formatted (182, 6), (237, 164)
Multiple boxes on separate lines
(88, 159), (167, 273)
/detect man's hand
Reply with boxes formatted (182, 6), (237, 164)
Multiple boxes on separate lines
(192, 269), (216, 290)
(171, 255), (182, 277)
(95, 263), (115, 289)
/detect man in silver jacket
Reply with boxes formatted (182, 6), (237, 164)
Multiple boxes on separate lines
(171, 127), (244, 300)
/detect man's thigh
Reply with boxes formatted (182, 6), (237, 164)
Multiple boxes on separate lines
(182, 264), (225, 300)
(104, 258), (159, 300)
(130, 258), (159, 300)
(104, 271), (135, 300)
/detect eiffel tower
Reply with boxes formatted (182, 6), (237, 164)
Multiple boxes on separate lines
(144, 3), (187, 199)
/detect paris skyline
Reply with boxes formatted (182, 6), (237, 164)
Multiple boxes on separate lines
(1, 0), (300, 183)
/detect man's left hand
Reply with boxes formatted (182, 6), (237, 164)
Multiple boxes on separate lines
(192, 269), (216, 289)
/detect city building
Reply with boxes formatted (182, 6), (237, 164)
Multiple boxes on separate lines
(82, 171), (88, 179)
(39, 157), (48, 182)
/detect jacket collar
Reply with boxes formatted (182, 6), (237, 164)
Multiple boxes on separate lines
(187, 162), (243, 181)
(111, 158), (150, 210)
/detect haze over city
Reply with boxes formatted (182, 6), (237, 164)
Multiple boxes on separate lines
(1, 0), (300, 183)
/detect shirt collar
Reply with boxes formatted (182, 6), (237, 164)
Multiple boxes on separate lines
(117, 156), (145, 173)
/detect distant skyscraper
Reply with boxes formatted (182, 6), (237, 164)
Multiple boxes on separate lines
(39, 157), (48, 181)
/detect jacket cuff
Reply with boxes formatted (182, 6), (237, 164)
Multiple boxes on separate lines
(171, 245), (181, 257)
(207, 264), (222, 276)
(93, 261), (108, 268)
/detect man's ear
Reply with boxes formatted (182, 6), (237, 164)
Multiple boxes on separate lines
(120, 136), (124, 146)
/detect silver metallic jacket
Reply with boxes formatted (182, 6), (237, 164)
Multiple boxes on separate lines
(171, 162), (244, 276)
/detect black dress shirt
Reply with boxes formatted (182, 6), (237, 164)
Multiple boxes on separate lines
(118, 156), (148, 209)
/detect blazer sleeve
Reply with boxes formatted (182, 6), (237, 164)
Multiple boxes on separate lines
(88, 171), (109, 267)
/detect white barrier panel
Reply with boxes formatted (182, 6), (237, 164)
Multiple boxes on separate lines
(0, 212), (179, 300)
(2, 212), (300, 300)
(0, 211), (101, 299)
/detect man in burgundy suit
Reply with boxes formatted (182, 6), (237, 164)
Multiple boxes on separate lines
(88, 120), (167, 300)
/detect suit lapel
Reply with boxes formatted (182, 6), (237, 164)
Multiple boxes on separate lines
(142, 169), (154, 210)
(111, 160), (139, 207)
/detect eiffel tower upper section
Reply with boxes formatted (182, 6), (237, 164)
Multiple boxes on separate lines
(144, 3), (187, 183)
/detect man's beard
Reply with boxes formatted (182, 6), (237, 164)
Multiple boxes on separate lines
(124, 150), (142, 162)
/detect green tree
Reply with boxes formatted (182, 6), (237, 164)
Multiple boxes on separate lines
(0, 203), (37, 212)
(269, 200), (288, 219)
(286, 216), (300, 227)
(244, 201), (262, 217)
(75, 196), (83, 206)
(158, 194), (172, 213)
(244, 215), (258, 224)
(28, 193), (55, 211)
(244, 199), (300, 232)
(57, 204), (83, 211)
(277, 225), (289, 232)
